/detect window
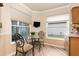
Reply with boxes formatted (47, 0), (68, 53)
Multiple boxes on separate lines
(47, 22), (67, 38)
(47, 14), (69, 39)
(12, 20), (30, 42)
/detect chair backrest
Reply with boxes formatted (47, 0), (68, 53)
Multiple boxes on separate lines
(14, 33), (25, 47)
(38, 31), (45, 39)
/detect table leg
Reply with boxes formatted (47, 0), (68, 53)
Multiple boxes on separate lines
(32, 47), (35, 56)
(38, 38), (41, 52)
(32, 38), (35, 56)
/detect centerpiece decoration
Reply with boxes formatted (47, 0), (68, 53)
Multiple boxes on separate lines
(31, 32), (35, 38)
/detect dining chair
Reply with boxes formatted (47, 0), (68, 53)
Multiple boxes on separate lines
(38, 31), (45, 46)
(14, 33), (33, 56)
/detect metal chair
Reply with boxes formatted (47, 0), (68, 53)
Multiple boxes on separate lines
(14, 33), (33, 56)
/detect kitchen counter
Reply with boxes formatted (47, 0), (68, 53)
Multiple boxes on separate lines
(69, 34), (79, 37)
(69, 34), (79, 56)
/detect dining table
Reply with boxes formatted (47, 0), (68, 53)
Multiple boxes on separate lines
(30, 37), (41, 56)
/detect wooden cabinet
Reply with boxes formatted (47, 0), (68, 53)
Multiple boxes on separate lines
(69, 37), (79, 56)
(72, 6), (79, 23)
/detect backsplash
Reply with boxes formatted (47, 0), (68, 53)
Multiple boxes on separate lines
(72, 23), (79, 34)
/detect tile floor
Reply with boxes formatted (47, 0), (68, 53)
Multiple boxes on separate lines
(26, 45), (67, 56)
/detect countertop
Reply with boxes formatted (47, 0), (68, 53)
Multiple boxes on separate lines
(69, 33), (79, 37)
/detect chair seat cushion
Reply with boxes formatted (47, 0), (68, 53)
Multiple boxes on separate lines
(17, 43), (33, 52)
(35, 39), (44, 42)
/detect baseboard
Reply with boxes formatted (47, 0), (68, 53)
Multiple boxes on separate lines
(8, 52), (16, 56)
(44, 43), (65, 49)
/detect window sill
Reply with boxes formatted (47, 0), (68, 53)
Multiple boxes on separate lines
(11, 42), (15, 44)
(47, 37), (64, 40)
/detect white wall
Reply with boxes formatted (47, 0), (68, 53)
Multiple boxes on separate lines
(10, 7), (31, 23)
(47, 14), (69, 22)
(31, 13), (46, 33)
(0, 3), (32, 56)
(44, 5), (70, 17)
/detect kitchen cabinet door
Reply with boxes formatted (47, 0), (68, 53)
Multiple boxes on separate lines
(72, 6), (79, 23)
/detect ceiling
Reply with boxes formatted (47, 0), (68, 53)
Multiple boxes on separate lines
(24, 3), (69, 11)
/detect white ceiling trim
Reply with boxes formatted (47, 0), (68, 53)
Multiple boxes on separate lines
(39, 5), (70, 13)
(19, 4), (32, 12)
(7, 3), (32, 16)
(22, 4), (70, 14)
(31, 5), (69, 14)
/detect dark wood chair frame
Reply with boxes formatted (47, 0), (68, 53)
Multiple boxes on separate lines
(14, 33), (34, 56)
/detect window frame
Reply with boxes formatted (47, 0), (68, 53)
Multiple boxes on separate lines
(11, 20), (30, 44)
(46, 21), (68, 40)
(46, 14), (69, 40)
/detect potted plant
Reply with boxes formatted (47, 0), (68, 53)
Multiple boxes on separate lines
(31, 32), (35, 38)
